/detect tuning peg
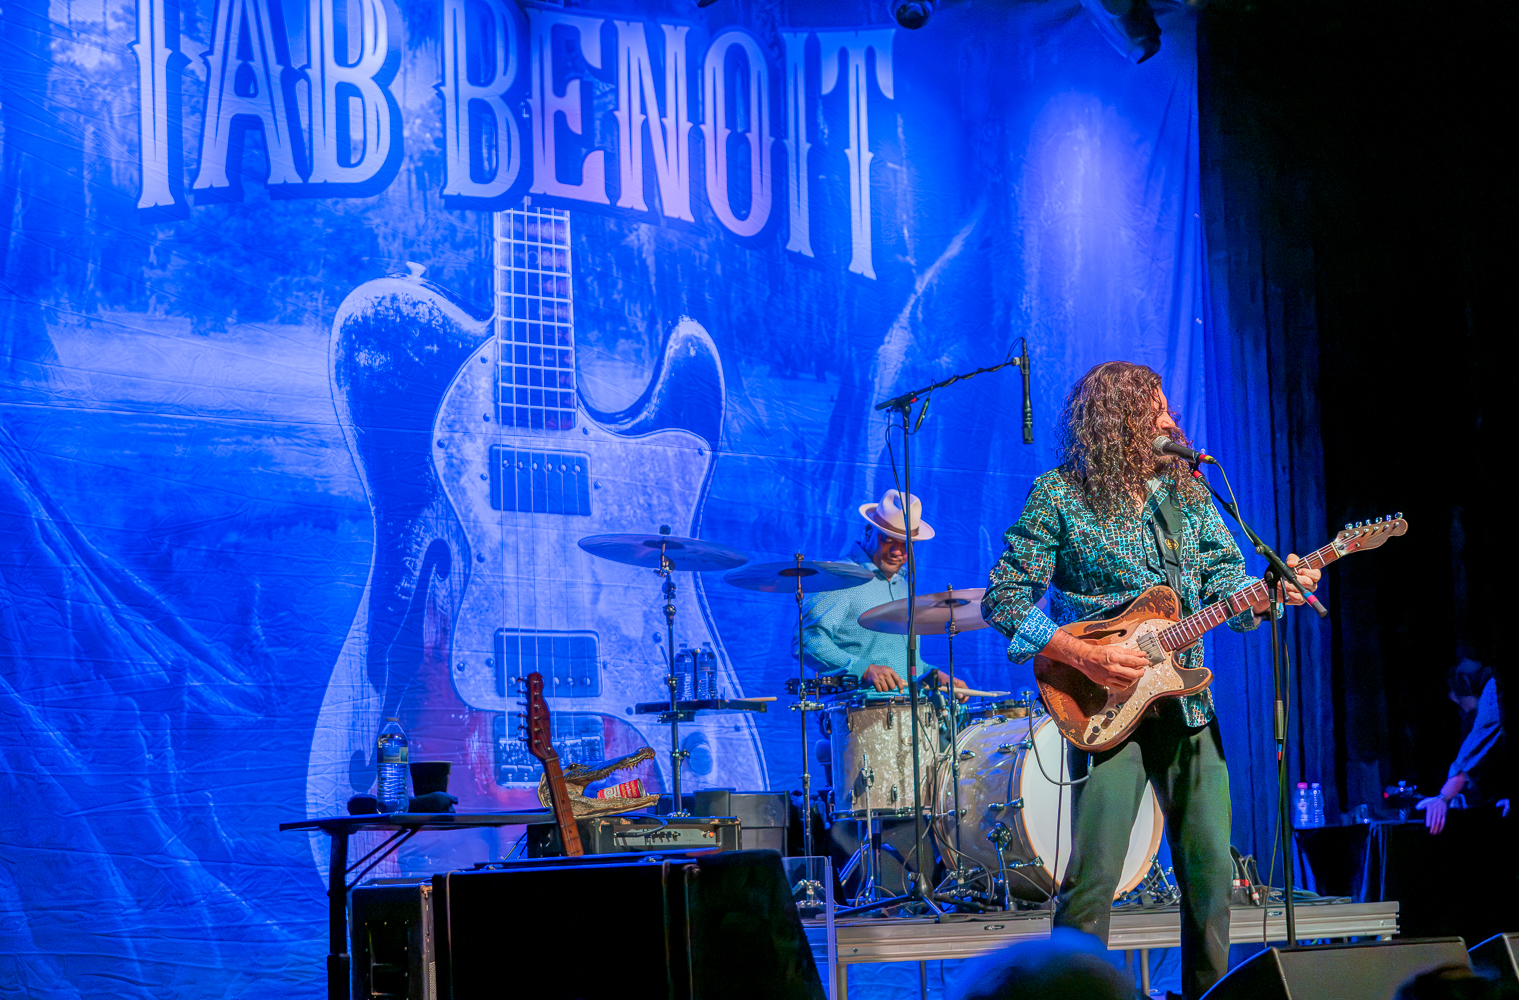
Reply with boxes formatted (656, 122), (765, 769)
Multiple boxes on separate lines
(1344, 523), (1353, 531)
(1395, 511), (1403, 519)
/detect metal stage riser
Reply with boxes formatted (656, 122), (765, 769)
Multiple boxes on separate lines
(803, 901), (1399, 999)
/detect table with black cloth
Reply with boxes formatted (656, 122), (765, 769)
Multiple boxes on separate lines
(1296, 807), (1517, 947)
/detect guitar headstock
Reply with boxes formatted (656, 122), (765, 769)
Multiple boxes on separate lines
(524, 672), (557, 765)
(1332, 514), (1408, 555)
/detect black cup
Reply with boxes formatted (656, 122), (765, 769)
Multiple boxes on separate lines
(410, 760), (452, 796)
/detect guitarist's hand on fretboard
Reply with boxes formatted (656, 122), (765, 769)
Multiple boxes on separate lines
(1041, 628), (1149, 690)
(1247, 552), (1321, 612)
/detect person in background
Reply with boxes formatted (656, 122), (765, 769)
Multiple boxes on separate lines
(1393, 963), (1515, 1000)
(1418, 658), (1508, 835)
(799, 489), (968, 698)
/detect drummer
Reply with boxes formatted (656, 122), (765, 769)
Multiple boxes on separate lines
(799, 489), (969, 699)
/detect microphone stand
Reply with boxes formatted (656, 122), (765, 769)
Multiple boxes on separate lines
(1190, 461), (1325, 948)
(836, 350), (1028, 920)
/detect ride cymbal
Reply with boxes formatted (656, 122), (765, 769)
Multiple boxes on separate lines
(723, 560), (874, 593)
(858, 587), (989, 635)
(577, 533), (749, 571)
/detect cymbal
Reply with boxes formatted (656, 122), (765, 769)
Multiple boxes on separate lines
(858, 587), (989, 635)
(577, 533), (749, 571)
(723, 560), (874, 594)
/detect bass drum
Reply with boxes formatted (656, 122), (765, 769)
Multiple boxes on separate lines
(933, 714), (1162, 902)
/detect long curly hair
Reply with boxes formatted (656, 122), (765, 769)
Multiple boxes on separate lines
(1057, 361), (1200, 517)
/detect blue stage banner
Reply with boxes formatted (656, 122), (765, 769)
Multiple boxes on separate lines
(1, 0), (1227, 994)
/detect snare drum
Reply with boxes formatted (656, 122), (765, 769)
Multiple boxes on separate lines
(826, 696), (941, 819)
(933, 714), (1161, 901)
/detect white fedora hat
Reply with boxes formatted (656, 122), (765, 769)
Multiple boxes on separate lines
(857, 489), (935, 541)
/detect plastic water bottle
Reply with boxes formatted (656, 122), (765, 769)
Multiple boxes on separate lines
(1308, 782), (1326, 828)
(376, 717), (409, 813)
(697, 642), (718, 700)
(1293, 782), (1312, 828)
(674, 642), (692, 700)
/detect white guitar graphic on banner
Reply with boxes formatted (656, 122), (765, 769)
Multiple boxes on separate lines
(308, 204), (766, 857)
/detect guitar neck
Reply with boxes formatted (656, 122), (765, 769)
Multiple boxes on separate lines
(494, 204), (576, 431)
(1158, 540), (1341, 651)
(540, 754), (585, 857)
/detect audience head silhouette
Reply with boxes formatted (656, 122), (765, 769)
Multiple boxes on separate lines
(947, 928), (1131, 1000)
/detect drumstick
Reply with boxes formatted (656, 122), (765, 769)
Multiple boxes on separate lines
(735, 696), (778, 702)
(956, 688), (1011, 698)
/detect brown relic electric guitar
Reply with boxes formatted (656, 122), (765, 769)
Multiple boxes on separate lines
(1035, 515), (1407, 751)
(525, 671), (585, 857)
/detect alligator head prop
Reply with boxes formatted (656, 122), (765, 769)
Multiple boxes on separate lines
(536, 746), (661, 817)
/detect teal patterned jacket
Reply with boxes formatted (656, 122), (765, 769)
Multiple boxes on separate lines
(981, 470), (1262, 726)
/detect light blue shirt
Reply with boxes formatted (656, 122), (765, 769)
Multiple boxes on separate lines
(799, 552), (935, 696)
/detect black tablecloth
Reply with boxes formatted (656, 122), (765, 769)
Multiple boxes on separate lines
(1297, 808), (1518, 945)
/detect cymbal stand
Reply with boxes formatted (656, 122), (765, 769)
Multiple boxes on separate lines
(836, 398), (944, 920)
(938, 585), (986, 901)
(657, 526), (690, 816)
(789, 552), (823, 907)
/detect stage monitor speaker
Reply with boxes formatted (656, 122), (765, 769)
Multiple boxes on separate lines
(1471, 933), (1519, 988)
(350, 879), (435, 1000)
(433, 849), (825, 1000)
(1202, 938), (1471, 1000)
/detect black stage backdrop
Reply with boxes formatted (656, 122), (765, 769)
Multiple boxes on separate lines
(1199, 0), (1511, 823)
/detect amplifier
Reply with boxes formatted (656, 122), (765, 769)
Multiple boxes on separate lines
(526, 814), (740, 856)
(433, 850), (825, 1000)
(693, 790), (789, 853)
(350, 879), (435, 1000)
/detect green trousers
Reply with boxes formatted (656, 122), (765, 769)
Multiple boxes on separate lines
(1054, 709), (1234, 1000)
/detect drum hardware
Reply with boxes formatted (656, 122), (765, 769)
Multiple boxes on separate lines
(785, 674), (860, 695)
(855, 583), (989, 894)
(1121, 856), (1181, 907)
(936, 713), (1162, 906)
(578, 528), (748, 816)
(723, 554), (872, 910)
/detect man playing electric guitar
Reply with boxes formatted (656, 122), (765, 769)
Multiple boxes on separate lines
(981, 361), (1320, 1000)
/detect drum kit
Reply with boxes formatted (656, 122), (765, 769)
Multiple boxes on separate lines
(577, 528), (1161, 916)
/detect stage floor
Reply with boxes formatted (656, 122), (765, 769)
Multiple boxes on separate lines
(804, 899), (1399, 999)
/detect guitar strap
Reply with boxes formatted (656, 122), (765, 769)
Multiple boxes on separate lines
(1149, 490), (1187, 600)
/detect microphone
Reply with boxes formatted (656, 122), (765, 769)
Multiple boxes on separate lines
(1152, 435), (1216, 466)
(1020, 341), (1032, 444)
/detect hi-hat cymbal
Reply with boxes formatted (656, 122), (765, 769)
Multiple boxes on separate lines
(577, 533), (749, 571)
(858, 587), (989, 635)
(724, 560), (874, 594)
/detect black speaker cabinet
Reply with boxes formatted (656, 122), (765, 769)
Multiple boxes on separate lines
(1471, 933), (1519, 987)
(433, 850), (824, 1000)
(1202, 938), (1472, 1000)
(350, 879), (435, 1000)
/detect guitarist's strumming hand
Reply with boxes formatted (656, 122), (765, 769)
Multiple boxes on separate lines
(1041, 629), (1149, 690)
